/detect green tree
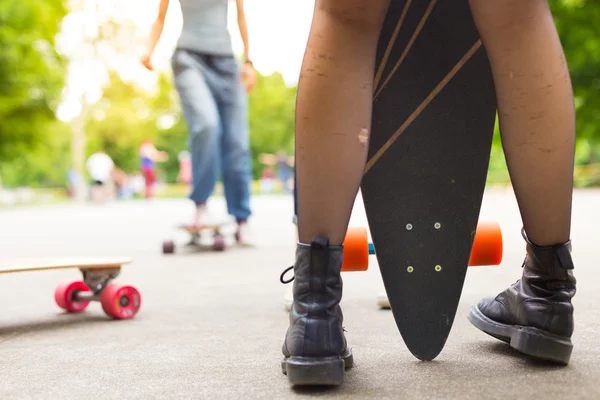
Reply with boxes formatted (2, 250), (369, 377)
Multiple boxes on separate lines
(0, 0), (67, 162)
(5, 0), (600, 190)
(487, 0), (600, 185)
(552, 0), (600, 164)
(85, 71), (178, 174)
(247, 72), (296, 178)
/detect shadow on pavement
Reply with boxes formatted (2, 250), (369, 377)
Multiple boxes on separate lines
(483, 341), (570, 370)
(0, 313), (115, 344)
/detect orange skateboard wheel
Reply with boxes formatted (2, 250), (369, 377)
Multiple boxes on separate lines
(342, 227), (370, 272)
(469, 221), (503, 266)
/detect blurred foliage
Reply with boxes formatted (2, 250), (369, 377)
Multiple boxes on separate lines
(552, 0), (600, 147)
(489, 0), (600, 164)
(84, 71), (181, 176)
(247, 72), (297, 176)
(82, 68), (295, 184)
(1, 0), (600, 188)
(0, 0), (68, 164)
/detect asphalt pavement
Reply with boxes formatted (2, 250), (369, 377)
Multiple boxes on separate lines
(0, 188), (598, 399)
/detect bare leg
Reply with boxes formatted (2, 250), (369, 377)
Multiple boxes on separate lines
(295, 0), (391, 245)
(281, 1), (391, 386)
(470, 0), (576, 246)
(468, 0), (577, 365)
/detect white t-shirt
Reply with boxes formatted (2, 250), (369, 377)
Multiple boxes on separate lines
(86, 153), (114, 182)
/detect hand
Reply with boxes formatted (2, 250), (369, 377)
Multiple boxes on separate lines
(140, 53), (154, 71)
(241, 62), (256, 93)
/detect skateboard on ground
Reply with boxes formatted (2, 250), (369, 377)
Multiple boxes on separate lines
(359, 0), (498, 361)
(0, 258), (141, 319)
(162, 222), (236, 254)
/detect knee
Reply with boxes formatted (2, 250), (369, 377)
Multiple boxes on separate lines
(223, 148), (250, 175)
(189, 115), (219, 144)
(315, 0), (389, 34)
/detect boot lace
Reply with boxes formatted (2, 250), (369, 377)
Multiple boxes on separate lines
(280, 265), (294, 284)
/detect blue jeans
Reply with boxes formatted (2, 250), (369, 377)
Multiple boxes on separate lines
(171, 49), (252, 221)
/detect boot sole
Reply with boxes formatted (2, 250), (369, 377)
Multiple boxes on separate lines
(468, 305), (573, 365)
(281, 351), (353, 386)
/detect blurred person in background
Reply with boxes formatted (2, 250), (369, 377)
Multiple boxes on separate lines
(86, 150), (115, 203)
(177, 150), (193, 186)
(275, 151), (293, 193)
(141, 0), (256, 246)
(139, 138), (169, 199)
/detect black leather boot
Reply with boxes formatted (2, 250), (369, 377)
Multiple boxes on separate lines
(468, 229), (576, 364)
(280, 237), (353, 386)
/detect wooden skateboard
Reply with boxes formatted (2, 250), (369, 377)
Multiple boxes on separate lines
(360, 0), (498, 361)
(342, 224), (502, 272)
(0, 258), (141, 319)
(162, 222), (236, 254)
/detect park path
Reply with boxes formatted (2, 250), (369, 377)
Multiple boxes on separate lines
(0, 189), (598, 399)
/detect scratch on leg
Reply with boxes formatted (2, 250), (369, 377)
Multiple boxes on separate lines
(358, 128), (369, 145)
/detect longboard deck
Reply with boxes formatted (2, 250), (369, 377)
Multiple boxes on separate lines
(361, 0), (497, 361)
(163, 222), (235, 254)
(0, 258), (132, 274)
(178, 223), (232, 233)
(0, 257), (141, 319)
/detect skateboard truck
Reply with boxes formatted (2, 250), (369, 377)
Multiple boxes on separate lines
(73, 267), (121, 301)
(0, 258), (141, 321)
(54, 266), (141, 320)
(342, 222), (503, 272)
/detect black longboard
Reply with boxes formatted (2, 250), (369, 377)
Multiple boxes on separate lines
(361, 0), (498, 361)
